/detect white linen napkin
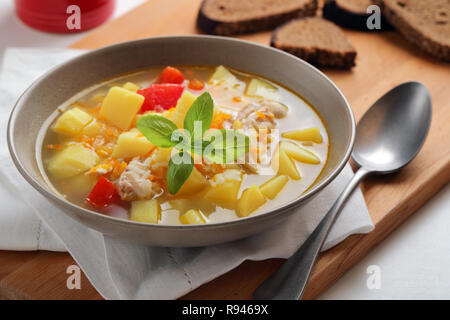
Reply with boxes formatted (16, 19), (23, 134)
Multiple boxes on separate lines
(0, 48), (374, 299)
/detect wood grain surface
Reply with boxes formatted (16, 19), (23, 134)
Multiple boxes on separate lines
(1, 0), (449, 300)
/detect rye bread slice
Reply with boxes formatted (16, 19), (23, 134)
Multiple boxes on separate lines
(271, 17), (357, 68)
(323, 0), (393, 31)
(197, 0), (318, 35)
(377, 0), (450, 61)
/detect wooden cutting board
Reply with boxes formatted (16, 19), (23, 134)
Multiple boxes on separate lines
(1, 0), (449, 300)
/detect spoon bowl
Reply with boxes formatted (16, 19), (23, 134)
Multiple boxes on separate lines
(353, 82), (432, 173)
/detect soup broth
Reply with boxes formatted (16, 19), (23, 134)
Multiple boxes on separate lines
(41, 66), (329, 225)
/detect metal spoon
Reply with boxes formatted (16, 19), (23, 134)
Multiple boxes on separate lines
(253, 82), (432, 300)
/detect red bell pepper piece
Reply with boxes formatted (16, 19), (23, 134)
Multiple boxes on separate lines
(137, 84), (184, 113)
(86, 177), (120, 208)
(157, 66), (184, 84)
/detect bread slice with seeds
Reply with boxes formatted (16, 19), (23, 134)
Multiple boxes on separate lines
(377, 0), (449, 61)
(271, 17), (357, 68)
(323, 0), (393, 31)
(197, 0), (318, 35)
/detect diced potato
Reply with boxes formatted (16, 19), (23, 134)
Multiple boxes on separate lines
(123, 81), (140, 92)
(177, 167), (207, 196)
(278, 149), (301, 180)
(179, 209), (206, 225)
(53, 107), (93, 135)
(210, 65), (237, 82)
(152, 147), (173, 163)
(205, 180), (242, 206)
(204, 169), (242, 205)
(112, 128), (155, 159)
(99, 86), (144, 130)
(81, 120), (102, 137)
(170, 91), (196, 127)
(282, 127), (323, 143)
(60, 173), (97, 198)
(272, 148), (301, 180)
(204, 172), (242, 207)
(245, 78), (278, 100)
(280, 141), (320, 164)
(259, 175), (289, 200)
(47, 144), (99, 179)
(175, 91), (196, 115)
(237, 185), (266, 218)
(130, 199), (161, 224)
(170, 112), (184, 128)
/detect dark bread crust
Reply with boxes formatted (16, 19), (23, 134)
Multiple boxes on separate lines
(271, 42), (357, 68)
(377, 0), (450, 61)
(270, 18), (357, 69)
(197, 0), (318, 35)
(323, 0), (393, 31)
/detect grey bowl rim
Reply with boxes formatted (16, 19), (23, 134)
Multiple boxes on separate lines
(7, 35), (355, 231)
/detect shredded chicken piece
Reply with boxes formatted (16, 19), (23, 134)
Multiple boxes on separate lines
(116, 157), (157, 201)
(220, 101), (285, 171)
(262, 100), (288, 118)
(231, 103), (277, 131)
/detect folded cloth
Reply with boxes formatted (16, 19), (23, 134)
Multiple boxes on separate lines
(0, 48), (374, 299)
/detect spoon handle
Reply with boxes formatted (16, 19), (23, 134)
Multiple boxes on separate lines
(253, 167), (372, 300)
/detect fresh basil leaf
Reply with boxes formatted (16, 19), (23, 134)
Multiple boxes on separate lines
(202, 129), (250, 164)
(171, 129), (191, 151)
(166, 152), (194, 195)
(191, 138), (211, 154)
(183, 92), (214, 138)
(136, 114), (178, 148)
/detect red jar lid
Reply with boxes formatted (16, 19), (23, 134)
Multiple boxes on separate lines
(14, 0), (116, 33)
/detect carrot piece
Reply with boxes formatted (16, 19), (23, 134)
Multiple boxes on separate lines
(194, 163), (204, 172)
(211, 111), (232, 129)
(255, 111), (266, 120)
(188, 79), (205, 91)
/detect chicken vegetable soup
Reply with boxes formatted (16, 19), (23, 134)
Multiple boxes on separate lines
(41, 66), (329, 225)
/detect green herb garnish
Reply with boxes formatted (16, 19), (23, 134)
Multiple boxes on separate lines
(137, 92), (250, 194)
(166, 152), (194, 195)
(183, 91), (214, 137)
(136, 114), (179, 148)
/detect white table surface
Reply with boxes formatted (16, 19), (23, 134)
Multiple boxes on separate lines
(1, 0), (449, 300)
